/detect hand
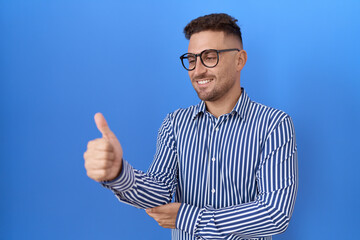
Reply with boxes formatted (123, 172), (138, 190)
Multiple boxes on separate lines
(83, 113), (123, 182)
(145, 203), (181, 229)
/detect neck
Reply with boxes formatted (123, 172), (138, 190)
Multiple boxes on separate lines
(205, 88), (242, 118)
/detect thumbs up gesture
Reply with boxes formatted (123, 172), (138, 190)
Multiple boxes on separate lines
(83, 113), (123, 182)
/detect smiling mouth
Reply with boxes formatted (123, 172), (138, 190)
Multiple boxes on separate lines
(197, 79), (213, 85)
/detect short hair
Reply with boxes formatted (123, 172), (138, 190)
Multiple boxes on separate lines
(184, 13), (243, 47)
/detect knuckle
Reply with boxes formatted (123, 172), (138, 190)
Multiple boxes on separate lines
(96, 151), (110, 161)
(88, 138), (103, 149)
(104, 151), (114, 159)
(101, 160), (110, 168)
(84, 160), (94, 170)
(102, 151), (110, 159)
(87, 140), (95, 149)
(86, 170), (93, 179)
(100, 169), (108, 177)
(84, 151), (95, 162)
(86, 170), (104, 182)
(102, 141), (113, 151)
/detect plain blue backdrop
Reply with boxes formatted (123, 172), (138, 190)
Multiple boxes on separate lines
(1, 0), (360, 239)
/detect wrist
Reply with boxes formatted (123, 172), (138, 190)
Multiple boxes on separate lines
(176, 203), (203, 235)
(101, 159), (135, 192)
(108, 158), (123, 182)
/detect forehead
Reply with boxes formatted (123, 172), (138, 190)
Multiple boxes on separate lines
(188, 30), (234, 53)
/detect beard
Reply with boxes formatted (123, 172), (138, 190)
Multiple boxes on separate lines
(192, 74), (238, 102)
(192, 73), (218, 101)
(194, 86), (221, 102)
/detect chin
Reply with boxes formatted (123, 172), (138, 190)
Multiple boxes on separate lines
(196, 92), (216, 102)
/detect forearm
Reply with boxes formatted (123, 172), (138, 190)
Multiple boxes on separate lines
(177, 182), (297, 239)
(102, 113), (178, 209)
(102, 159), (175, 209)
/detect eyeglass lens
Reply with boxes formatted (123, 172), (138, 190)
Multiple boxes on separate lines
(182, 49), (218, 70)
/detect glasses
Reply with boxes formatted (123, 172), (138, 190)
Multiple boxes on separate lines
(180, 48), (240, 71)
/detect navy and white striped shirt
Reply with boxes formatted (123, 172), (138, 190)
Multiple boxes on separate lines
(103, 89), (298, 240)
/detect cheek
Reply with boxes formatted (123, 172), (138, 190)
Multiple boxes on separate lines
(217, 62), (235, 79)
(212, 68), (224, 80)
(188, 72), (194, 82)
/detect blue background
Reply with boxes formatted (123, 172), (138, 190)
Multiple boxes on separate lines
(1, 0), (360, 239)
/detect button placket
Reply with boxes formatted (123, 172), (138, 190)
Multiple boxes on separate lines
(209, 122), (221, 204)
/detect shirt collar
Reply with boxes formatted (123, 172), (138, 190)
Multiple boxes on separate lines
(192, 88), (251, 121)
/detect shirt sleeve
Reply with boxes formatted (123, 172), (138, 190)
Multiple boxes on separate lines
(101, 113), (178, 209)
(176, 116), (298, 239)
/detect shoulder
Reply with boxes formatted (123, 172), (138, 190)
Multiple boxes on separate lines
(247, 100), (294, 136)
(158, 104), (200, 135)
(166, 104), (199, 122)
(251, 100), (290, 121)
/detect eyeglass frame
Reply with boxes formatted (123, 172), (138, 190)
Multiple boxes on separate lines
(179, 48), (241, 71)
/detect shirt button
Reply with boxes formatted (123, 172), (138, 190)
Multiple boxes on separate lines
(215, 127), (219, 131)
(212, 157), (216, 162)
(211, 188), (216, 194)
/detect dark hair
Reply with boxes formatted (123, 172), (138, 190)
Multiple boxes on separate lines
(184, 13), (243, 47)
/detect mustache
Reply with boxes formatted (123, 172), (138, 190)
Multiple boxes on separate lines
(193, 74), (215, 81)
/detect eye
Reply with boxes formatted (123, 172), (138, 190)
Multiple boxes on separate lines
(205, 56), (216, 61)
(187, 56), (196, 64)
(202, 51), (217, 62)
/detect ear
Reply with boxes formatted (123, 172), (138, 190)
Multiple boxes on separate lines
(236, 50), (247, 72)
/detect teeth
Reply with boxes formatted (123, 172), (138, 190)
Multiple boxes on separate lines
(198, 79), (211, 85)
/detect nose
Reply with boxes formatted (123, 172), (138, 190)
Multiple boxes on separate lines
(192, 57), (207, 76)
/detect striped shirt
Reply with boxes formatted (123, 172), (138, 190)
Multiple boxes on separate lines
(102, 89), (298, 240)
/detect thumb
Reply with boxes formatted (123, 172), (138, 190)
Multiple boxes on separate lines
(94, 112), (115, 139)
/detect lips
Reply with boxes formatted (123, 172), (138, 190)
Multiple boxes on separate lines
(196, 79), (213, 85)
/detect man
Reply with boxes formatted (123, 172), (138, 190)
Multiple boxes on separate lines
(83, 13), (298, 240)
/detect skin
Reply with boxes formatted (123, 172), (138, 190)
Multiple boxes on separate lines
(83, 113), (123, 182)
(83, 30), (247, 229)
(188, 30), (247, 118)
(145, 203), (181, 228)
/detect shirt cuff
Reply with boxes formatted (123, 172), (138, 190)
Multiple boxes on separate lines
(101, 159), (135, 192)
(176, 203), (204, 235)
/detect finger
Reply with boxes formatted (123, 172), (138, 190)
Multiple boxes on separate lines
(86, 169), (109, 182)
(145, 209), (159, 219)
(146, 205), (167, 214)
(146, 208), (155, 215)
(84, 159), (113, 170)
(145, 209), (153, 217)
(87, 139), (113, 152)
(94, 151), (115, 160)
(146, 207), (157, 214)
(85, 149), (115, 160)
(94, 113), (115, 140)
(84, 150), (114, 167)
(84, 151), (112, 165)
(84, 150), (114, 162)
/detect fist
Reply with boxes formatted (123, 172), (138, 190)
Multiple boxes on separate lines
(83, 113), (123, 182)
